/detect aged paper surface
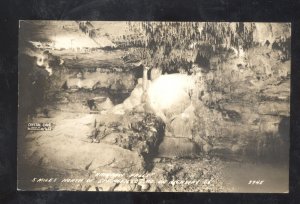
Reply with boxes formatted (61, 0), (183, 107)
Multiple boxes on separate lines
(18, 21), (290, 192)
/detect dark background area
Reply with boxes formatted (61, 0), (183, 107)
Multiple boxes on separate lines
(0, 0), (300, 203)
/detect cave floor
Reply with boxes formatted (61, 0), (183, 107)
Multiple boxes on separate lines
(18, 108), (289, 193)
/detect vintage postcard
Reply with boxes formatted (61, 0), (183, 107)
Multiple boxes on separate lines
(18, 21), (290, 192)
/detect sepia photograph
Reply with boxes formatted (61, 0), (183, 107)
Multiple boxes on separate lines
(17, 21), (290, 193)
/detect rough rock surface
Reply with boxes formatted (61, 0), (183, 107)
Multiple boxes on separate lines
(148, 157), (228, 192)
(150, 46), (290, 161)
(92, 111), (165, 165)
(66, 71), (136, 91)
